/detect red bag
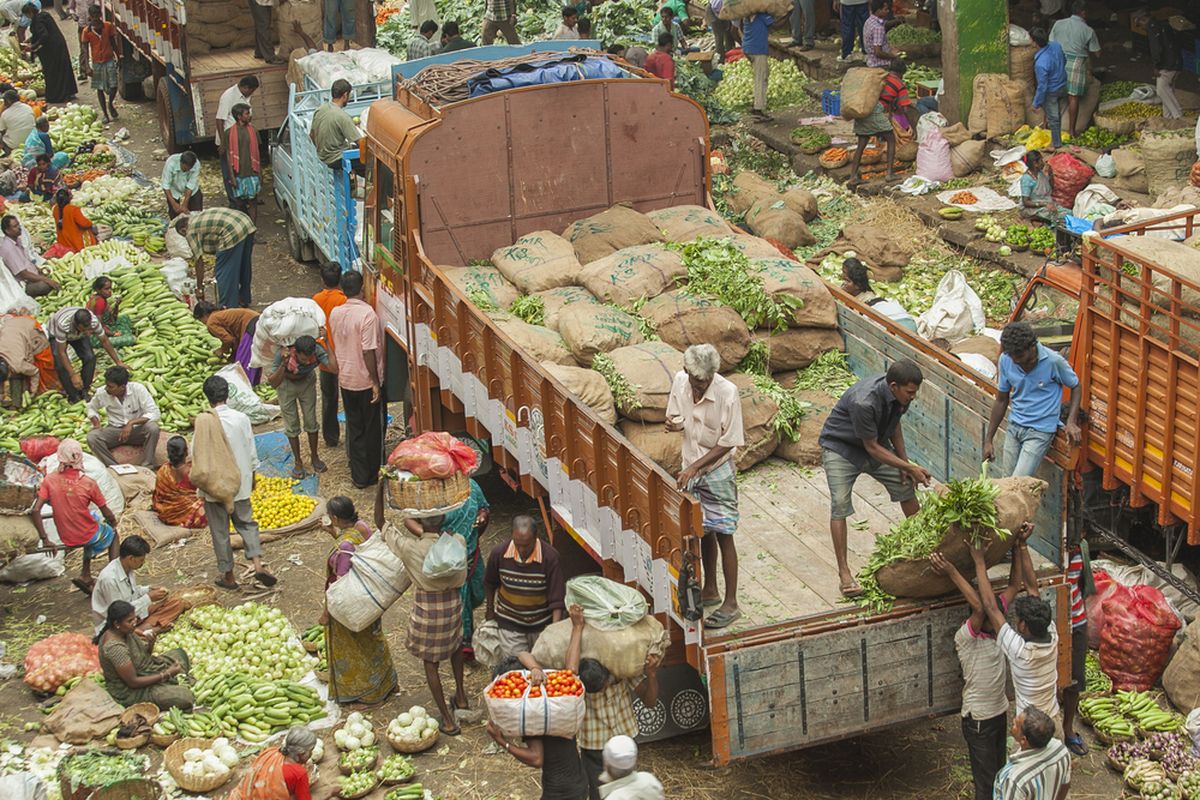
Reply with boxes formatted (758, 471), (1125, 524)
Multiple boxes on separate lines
(1086, 569), (1121, 649)
(387, 432), (479, 479)
(41, 243), (73, 260)
(1099, 584), (1181, 692)
(1048, 152), (1094, 210)
(20, 435), (60, 463)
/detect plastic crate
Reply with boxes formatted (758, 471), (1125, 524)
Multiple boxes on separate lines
(822, 89), (840, 116)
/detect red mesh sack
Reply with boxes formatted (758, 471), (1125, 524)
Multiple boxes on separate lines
(19, 435), (60, 463)
(23, 633), (100, 693)
(387, 432), (479, 479)
(1085, 569), (1121, 649)
(1048, 152), (1094, 210)
(24, 653), (99, 693)
(1099, 584), (1181, 692)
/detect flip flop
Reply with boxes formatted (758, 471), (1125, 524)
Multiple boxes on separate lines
(1064, 734), (1088, 756)
(701, 597), (722, 609)
(840, 583), (865, 599)
(704, 608), (743, 629)
(439, 721), (462, 737)
(71, 578), (94, 596)
(255, 571), (278, 587)
(214, 577), (239, 591)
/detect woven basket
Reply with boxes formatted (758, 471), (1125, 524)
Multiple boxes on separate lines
(120, 703), (160, 728)
(339, 772), (380, 799)
(175, 584), (218, 610)
(1093, 113), (1140, 136)
(1107, 754), (1129, 773)
(84, 779), (164, 800)
(386, 729), (439, 754)
(303, 640), (321, 653)
(859, 147), (883, 166)
(150, 732), (178, 748)
(819, 149), (850, 169)
(338, 747), (379, 775)
(386, 472), (469, 514)
(165, 737), (234, 794)
(315, 668), (329, 682)
(115, 733), (149, 750)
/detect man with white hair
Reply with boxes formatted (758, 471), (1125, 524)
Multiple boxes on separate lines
(665, 343), (744, 629)
(600, 735), (664, 799)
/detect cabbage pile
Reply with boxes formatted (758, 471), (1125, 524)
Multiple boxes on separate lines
(335, 711), (377, 751)
(713, 58), (811, 110)
(178, 738), (238, 782)
(155, 602), (316, 682)
(387, 706), (440, 744)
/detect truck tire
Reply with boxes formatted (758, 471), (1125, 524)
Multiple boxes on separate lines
(155, 80), (178, 154)
(285, 212), (308, 262)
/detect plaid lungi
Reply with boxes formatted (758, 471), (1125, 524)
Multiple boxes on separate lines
(91, 60), (118, 93)
(406, 588), (463, 662)
(1064, 55), (1088, 96)
(687, 459), (739, 536)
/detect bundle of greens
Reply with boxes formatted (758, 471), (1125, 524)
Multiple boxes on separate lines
(669, 238), (802, 331)
(676, 60), (739, 125)
(510, 295), (546, 326)
(592, 353), (641, 412)
(590, 0), (655, 43)
(751, 374), (812, 441)
(1099, 80), (1140, 103)
(889, 24), (941, 45)
(790, 350), (857, 397)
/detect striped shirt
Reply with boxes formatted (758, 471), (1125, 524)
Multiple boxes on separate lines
(185, 208), (255, 256)
(46, 306), (103, 343)
(1067, 550), (1086, 629)
(879, 73), (912, 113)
(998, 623), (1060, 719)
(483, 538), (566, 632)
(993, 738), (1071, 800)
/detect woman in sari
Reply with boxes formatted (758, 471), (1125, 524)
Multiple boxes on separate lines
(95, 600), (194, 710)
(21, 4), (76, 103)
(319, 495), (398, 706)
(1019, 150), (1068, 224)
(442, 478), (490, 659)
(227, 726), (315, 800)
(153, 436), (207, 529)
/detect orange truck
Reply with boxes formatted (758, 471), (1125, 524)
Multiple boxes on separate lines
(354, 47), (1074, 763)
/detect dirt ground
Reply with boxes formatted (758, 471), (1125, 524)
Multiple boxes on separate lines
(0, 20), (1133, 800)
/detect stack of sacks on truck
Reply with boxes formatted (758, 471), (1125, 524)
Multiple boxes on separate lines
(725, 172), (819, 251)
(441, 202), (845, 475)
(185, 0), (258, 52)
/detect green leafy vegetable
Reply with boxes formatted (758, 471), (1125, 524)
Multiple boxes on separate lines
(510, 295), (546, 326)
(751, 374), (812, 442)
(669, 238), (801, 331)
(1099, 80), (1139, 103)
(889, 23), (941, 45)
(465, 289), (499, 311)
(738, 340), (770, 376)
(675, 60), (739, 125)
(713, 57), (814, 111)
(592, 353), (641, 412)
(791, 350), (857, 398)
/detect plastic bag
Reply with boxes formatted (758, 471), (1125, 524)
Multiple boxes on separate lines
(325, 534), (412, 632)
(165, 219), (191, 260)
(23, 632), (100, 693)
(1095, 154), (1116, 178)
(159, 257), (190, 296)
(473, 619), (503, 668)
(915, 270), (985, 342)
(897, 175), (940, 195)
(1008, 24), (1031, 46)
(1024, 128), (1051, 152)
(19, 435), (59, 463)
(1048, 152), (1094, 210)
(39, 452), (125, 515)
(0, 773), (48, 800)
(1100, 583), (1182, 691)
(916, 111), (947, 145)
(249, 297), (325, 368)
(1188, 708), (1200, 756)
(1073, 184), (1119, 218)
(484, 669), (586, 739)
(916, 128), (953, 183)
(564, 575), (648, 631)
(387, 431), (479, 479)
(422, 532), (467, 579)
(215, 363), (280, 424)
(0, 253), (39, 316)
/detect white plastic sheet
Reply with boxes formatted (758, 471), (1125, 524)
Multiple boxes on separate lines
(935, 186), (1018, 212)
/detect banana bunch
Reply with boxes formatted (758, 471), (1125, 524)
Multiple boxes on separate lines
(1081, 696), (1137, 740)
(1119, 691), (1185, 734)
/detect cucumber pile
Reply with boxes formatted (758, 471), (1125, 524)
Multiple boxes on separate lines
(189, 673), (327, 744)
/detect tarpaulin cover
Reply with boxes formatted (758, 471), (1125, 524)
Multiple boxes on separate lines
(467, 56), (626, 97)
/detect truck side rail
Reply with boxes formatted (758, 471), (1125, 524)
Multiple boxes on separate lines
(105, 0), (186, 83)
(1094, 207), (1200, 241)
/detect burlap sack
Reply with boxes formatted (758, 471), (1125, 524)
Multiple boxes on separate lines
(1112, 147), (1145, 179)
(443, 265), (519, 309)
(562, 205), (664, 265)
(773, 389), (834, 466)
(1142, 133), (1198, 198)
(190, 409), (239, 512)
(752, 326), (844, 371)
(727, 172), (781, 217)
(952, 335), (1000, 362)
(579, 245), (687, 306)
(558, 304), (645, 365)
(605, 341), (685, 422)
(541, 362), (617, 423)
(939, 123), (972, 147)
(727, 373), (779, 471)
(746, 200), (816, 249)
(782, 188), (818, 222)
(1163, 617), (1200, 710)
(491, 231), (583, 294)
(747, 257), (838, 328)
(951, 140), (988, 178)
(841, 222), (916, 270)
(43, 678), (123, 744)
(716, 0), (789, 21)
(276, 0), (322, 52)
(968, 74), (1026, 139)
(1115, 237), (1200, 309)
(531, 615), (670, 681)
(875, 476), (1047, 599)
(727, 234), (787, 259)
(618, 420), (682, 474)
(489, 312), (575, 365)
(535, 285), (600, 332)
(840, 67), (888, 120)
(641, 290), (751, 370)
(647, 205), (732, 242)
(1076, 76), (1101, 132)
(1008, 44), (1036, 85)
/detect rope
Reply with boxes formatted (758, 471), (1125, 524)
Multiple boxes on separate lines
(400, 48), (612, 106)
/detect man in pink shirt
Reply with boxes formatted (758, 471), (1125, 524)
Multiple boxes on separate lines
(328, 270), (383, 488)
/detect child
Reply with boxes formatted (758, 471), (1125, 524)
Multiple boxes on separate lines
(87, 276), (136, 348)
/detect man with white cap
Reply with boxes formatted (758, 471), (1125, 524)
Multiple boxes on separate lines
(599, 735), (664, 800)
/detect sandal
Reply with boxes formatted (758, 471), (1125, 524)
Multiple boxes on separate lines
(701, 596), (722, 609)
(704, 608), (743, 629)
(1065, 734), (1087, 756)
(840, 583), (865, 598)
(290, 467), (307, 479)
(71, 577), (95, 596)
(255, 571), (278, 587)
(439, 720), (462, 736)
(214, 577), (239, 590)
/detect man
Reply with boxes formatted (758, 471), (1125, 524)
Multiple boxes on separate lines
(483, 514), (566, 658)
(47, 306), (125, 403)
(85, 365), (160, 468)
(440, 21), (475, 51)
(741, 12), (773, 121)
(267, 334), (337, 478)
(599, 735), (664, 800)
(650, 6), (685, 52)
(90, 535), (183, 635)
(481, 0), (519, 46)
(1148, 18), (1183, 120)
(553, 6), (579, 39)
(328, 270), (383, 488)
(1031, 28), (1067, 148)
(196, 374), (276, 590)
(160, 150), (202, 216)
(994, 707), (1072, 800)
(643, 33), (675, 88)
(788, 0), (814, 50)
(0, 314), (50, 409)
(665, 343), (744, 629)
(312, 262), (346, 447)
(974, 539), (1061, 728)
(78, 5), (121, 123)
(707, 0), (733, 60)
(215, 75), (259, 203)
(841, 257), (916, 332)
(819, 359), (931, 597)
(835, 0), (869, 62)
(250, 0), (280, 64)
(847, 59), (915, 187)
(1049, 0), (1099, 139)
(0, 89), (34, 157)
(323, 0), (354, 52)
(407, 20), (440, 59)
(178, 207), (256, 309)
(21, 115), (51, 167)
(224, 103), (261, 223)
(310, 79), (361, 173)
(982, 321), (1081, 478)
(862, 0), (898, 67)
(31, 438), (120, 594)
(0, 214), (59, 297)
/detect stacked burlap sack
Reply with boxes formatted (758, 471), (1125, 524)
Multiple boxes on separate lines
(968, 70), (1099, 140)
(444, 202), (843, 474)
(185, 0), (258, 53)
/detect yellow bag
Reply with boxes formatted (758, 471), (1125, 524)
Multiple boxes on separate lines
(1025, 127), (1052, 152)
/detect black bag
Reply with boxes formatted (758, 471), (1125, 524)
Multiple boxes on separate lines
(678, 553), (702, 622)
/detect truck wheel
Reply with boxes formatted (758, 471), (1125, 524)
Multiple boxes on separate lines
(285, 213), (307, 262)
(155, 80), (178, 154)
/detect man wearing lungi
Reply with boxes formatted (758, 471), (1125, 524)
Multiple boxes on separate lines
(1050, 0), (1100, 139)
(819, 359), (932, 598)
(665, 344), (745, 630)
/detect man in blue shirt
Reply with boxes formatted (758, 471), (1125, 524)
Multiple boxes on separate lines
(1031, 28), (1067, 147)
(983, 321), (1081, 478)
(742, 13), (773, 121)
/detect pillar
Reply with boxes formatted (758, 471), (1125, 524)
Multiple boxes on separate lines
(938, 0), (1009, 125)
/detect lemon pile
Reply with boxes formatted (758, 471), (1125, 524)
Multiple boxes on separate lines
(239, 475), (318, 530)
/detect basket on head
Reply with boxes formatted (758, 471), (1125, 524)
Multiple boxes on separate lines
(386, 728), (439, 754)
(385, 471), (469, 515)
(165, 737), (234, 794)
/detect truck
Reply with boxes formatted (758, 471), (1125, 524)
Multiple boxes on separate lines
(341, 45), (1079, 764)
(103, 0), (291, 151)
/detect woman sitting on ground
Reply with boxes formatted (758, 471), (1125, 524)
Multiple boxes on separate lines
(152, 435), (207, 529)
(96, 599), (194, 710)
(52, 188), (95, 253)
(1019, 150), (1068, 225)
(226, 726), (316, 800)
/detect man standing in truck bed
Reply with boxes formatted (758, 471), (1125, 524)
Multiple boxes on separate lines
(819, 359), (931, 597)
(310, 79), (363, 176)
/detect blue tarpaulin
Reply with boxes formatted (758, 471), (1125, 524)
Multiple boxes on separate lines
(467, 56), (627, 97)
(254, 431), (320, 495)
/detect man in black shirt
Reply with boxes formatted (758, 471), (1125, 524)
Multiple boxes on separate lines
(819, 359), (932, 597)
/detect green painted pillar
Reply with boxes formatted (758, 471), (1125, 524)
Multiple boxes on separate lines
(938, 0), (1009, 125)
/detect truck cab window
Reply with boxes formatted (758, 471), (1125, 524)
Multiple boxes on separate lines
(1017, 283), (1079, 353)
(376, 162), (395, 253)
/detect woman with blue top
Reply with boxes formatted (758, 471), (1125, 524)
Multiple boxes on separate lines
(442, 477), (491, 659)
